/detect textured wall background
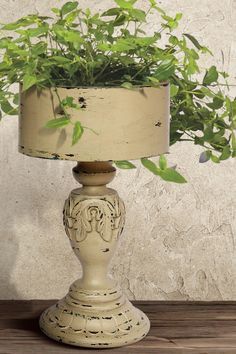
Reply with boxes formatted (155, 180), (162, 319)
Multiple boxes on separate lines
(0, 0), (235, 300)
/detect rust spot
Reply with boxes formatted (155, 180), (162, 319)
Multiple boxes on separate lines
(78, 96), (87, 108)
(103, 248), (110, 253)
(52, 153), (60, 160)
(155, 121), (162, 127)
(71, 301), (79, 305)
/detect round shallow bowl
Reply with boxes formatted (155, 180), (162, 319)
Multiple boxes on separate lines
(19, 85), (170, 162)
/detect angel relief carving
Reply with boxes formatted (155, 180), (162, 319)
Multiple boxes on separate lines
(63, 193), (125, 243)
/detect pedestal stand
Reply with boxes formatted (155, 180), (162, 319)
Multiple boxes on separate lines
(39, 162), (150, 348)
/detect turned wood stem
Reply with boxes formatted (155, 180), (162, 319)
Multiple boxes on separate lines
(72, 162), (116, 195)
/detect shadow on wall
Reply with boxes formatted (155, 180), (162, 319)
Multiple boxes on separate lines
(0, 231), (19, 299)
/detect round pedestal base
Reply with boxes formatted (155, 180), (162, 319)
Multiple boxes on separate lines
(39, 287), (150, 348)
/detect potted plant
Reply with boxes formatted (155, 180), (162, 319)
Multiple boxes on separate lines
(0, 0), (235, 348)
(0, 0), (234, 176)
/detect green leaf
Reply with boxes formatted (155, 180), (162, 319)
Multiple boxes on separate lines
(22, 74), (37, 91)
(134, 36), (156, 46)
(159, 155), (167, 170)
(2, 17), (37, 30)
(121, 82), (133, 89)
(154, 60), (175, 81)
(31, 42), (47, 56)
(114, 0), (134, 9)
(148, 76), (160, 85)
(102, 8), (122, 17)
(220, 146), (231, 161)
(111, 38), (136, 52)
(72, 121), (84, 145)
(175, 13), (183, 21)
(170, 84), (179, 97)
(26, 25), (49, 37)
(61, 96), (79, 109)
(211, 154), (220, 163)
(183, 33), (203, 50)
(199, 150), (211, 163)
(113, 15), (127, 27)
(162, 13), (181, 31)
(206, 96), (224, 110)
(129, 9), (146, 21)
(232, 132), (236, 150)
(204, 126), (214, 141)
(61, 1), (78, 16)
(159, 168), (187, 183)
(65, 10), (78, 24)
(141, 158), (160, 175)
(13, 93), (19, 105)
(200, 87), (215, 98)
(149, 0), (157, 6)
(115, 160), (136, 169)
(98, 43), (110, 51)
(51, 8), (60, 15)
(50, 56), (72, 64)
(45, 117), (70, 128)
(203, 66), (219, 85)
(53, 26), (83, 47)
(1, 100), (18, 115)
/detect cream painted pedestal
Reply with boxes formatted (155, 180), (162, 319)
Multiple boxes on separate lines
(39, 162), (150, 348)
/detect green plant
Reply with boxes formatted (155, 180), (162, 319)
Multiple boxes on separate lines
(0, 0), (235, 183)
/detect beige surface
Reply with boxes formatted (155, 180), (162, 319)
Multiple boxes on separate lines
(19, 86), (169, 161)
(0, 0), (236, 301)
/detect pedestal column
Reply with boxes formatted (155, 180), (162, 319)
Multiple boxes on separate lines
(39, 162), (150, 348)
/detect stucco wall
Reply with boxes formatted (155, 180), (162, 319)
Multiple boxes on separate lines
(0, 0), (235, 300)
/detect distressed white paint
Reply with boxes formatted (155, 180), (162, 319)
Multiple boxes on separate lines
(0, 0), (235, 300)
